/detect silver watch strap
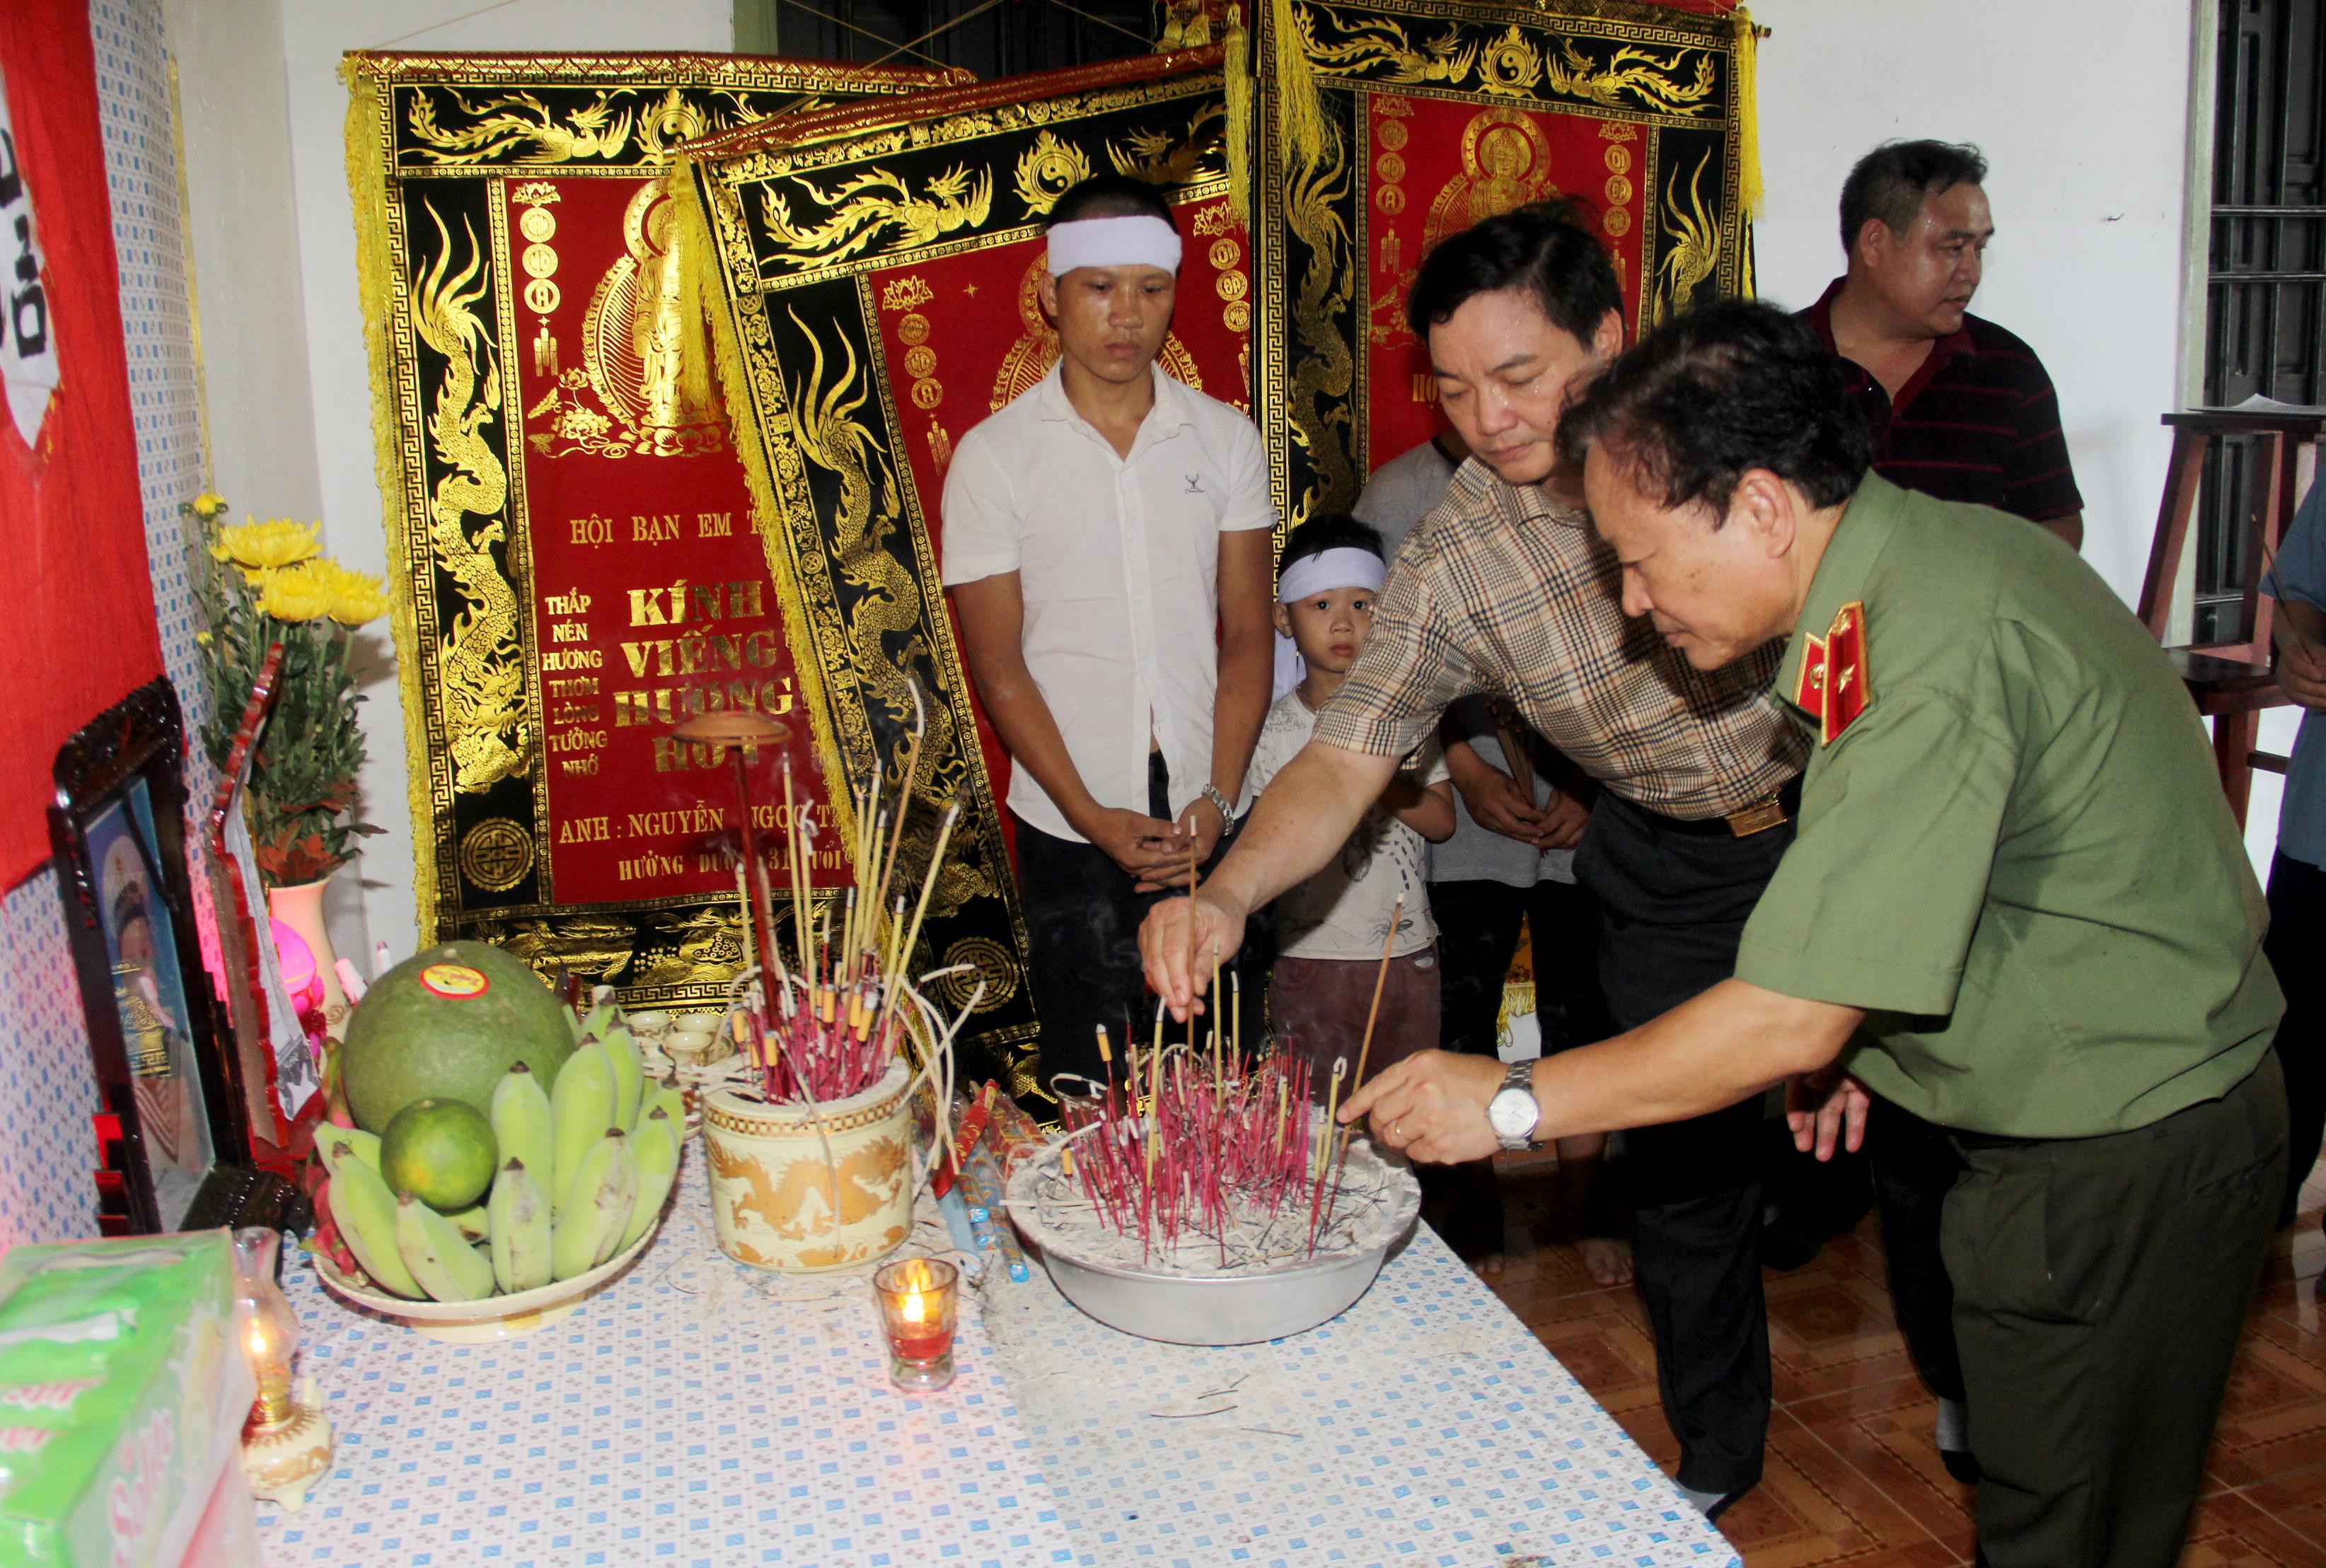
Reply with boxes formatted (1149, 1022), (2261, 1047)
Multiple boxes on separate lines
(1499, 1060), (1540, 1150)
(1201, 783), (1236, 821)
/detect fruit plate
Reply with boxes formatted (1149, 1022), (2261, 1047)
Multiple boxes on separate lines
(311, 1208), (665, 1344)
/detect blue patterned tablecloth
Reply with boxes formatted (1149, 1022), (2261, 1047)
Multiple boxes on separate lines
(258, 1146), (1737, 1567)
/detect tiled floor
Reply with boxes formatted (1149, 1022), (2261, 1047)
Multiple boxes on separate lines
(1481, 1155), (2326, 1565)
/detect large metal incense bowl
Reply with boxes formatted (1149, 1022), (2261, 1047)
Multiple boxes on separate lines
(1005, 1135), (1421, 1345)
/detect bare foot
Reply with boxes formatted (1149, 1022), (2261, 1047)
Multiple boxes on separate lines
(1578, 1236), (1633, 1287)
(1468, 1252), (1506, 1280)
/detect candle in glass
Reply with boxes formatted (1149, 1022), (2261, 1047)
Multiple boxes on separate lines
(232, 1228), (299, 1429)
(873, 1256), (958, 1390)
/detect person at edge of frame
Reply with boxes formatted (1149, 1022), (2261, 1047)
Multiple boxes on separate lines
(1144, 197), (1814, 1521)
(940, 174), (1278, 1095)
(2264, 475), (2326, 1231)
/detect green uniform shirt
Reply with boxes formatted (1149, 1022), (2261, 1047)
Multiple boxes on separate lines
(1734, 475), (2282, 1137)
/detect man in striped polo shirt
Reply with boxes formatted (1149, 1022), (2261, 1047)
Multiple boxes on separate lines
(1800, 140), (2083, 552)
(1789, 137), (2085, 1489)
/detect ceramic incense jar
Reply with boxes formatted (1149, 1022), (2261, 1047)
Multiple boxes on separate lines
(701, 1061), (919, 1272)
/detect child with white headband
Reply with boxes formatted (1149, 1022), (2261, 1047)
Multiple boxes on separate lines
(1245, 514), (1454, 1081)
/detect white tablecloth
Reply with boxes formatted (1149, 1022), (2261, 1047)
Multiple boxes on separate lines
(259, 1144), (1737, 1567)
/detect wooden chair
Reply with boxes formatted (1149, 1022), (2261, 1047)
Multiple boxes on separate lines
(2137, 407), (2321, 827)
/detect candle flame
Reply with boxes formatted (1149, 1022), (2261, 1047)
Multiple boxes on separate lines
(902, 1291), (925, 1325)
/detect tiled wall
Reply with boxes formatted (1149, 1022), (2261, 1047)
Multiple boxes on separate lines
(0, 0), (213, 1250)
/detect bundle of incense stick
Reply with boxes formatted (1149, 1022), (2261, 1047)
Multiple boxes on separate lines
(735, 734), (966, 1108)
(1063, 1043), (1367, 1263)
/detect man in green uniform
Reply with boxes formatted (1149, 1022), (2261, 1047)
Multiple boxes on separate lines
(1285, 300), (2285, 1565)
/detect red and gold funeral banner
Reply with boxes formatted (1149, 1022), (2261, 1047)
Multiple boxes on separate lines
(682, 49), (1244, 1091)
(1254, 0), (1758, 516)
(345, 54), (963, 1006)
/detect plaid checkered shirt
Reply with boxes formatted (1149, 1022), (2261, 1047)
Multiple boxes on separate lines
(1313, 460), (1808, 820)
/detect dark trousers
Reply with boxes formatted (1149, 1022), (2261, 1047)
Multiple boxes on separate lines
(1273, 948), (1440, 1082)
(1948, 1054), (2284, 1567)
(2266, 850), (2325, 1222)
(1870, 1097), (1968, 1405)
(1431, 878), (1612, 1258)
(1014, 755), (1261, 1093)
(1573, 791), (1795, 1497)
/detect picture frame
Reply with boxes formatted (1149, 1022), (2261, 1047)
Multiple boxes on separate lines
(47, 677), (302, 1236)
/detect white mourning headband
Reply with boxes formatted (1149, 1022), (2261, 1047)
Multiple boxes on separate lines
(1278, 547), (1387, 603)
(1273, 548), (1389, 699)
(1045, 215), (1184, 277)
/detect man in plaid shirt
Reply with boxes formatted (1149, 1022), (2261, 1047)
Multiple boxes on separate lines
(1143, 202), (1806, 1516)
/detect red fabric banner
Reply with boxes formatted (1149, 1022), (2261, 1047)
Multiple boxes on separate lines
(0, 0), (166, 887)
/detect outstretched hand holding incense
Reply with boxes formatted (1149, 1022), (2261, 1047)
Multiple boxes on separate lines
(1337, 1050), (1506, 1164)
(1138, 892), (1240, 1019)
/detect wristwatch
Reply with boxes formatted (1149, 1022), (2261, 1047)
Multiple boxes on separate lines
(1200, 783), (1237, 823)
(1486, 1060), (1542, 1152)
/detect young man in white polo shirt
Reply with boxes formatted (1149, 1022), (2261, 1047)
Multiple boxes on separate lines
(942, 175), (1278, 1088)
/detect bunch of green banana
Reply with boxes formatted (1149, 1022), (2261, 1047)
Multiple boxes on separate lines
(316, 997), (689, 1303)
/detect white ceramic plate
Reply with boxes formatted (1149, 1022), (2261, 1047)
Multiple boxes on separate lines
(311, 1207), (665, 1343)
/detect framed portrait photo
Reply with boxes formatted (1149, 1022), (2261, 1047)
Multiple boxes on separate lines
(48, 678), (301, 1236)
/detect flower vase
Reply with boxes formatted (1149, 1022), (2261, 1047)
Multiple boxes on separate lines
(267, 878), (349, 1040)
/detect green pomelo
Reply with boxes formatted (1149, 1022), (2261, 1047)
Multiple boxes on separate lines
(342, 940), (577, 1132)
(379, 1097), (500, 1212)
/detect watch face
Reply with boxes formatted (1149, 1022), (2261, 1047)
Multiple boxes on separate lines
(1488, 1088), (1534, 1138)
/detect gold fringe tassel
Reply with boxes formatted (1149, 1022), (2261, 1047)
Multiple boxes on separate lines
(1732, 8), (1764, 217)
(1270, 0), (1329, 176)
(340, 62), (444, 943)
(1223, 4), (1251, 221)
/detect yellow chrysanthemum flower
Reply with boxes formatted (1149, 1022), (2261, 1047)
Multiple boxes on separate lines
(212, 516), (321, 577)
(190, 492), (228, 522)
(258, 562), (335, 623)
(309, 558), (390, 626)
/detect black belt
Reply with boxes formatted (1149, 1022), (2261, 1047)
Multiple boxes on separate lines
(1621, 774), (1803, 839)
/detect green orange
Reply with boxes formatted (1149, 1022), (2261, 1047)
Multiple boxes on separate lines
(379, 1097), (499, 1213)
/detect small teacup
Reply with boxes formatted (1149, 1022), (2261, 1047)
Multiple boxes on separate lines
(665, 1028), (727, 1069)
(627, 1009), (673, 1045)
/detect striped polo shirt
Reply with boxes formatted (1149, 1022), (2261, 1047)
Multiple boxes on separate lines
(1800, 278), (2083, 524)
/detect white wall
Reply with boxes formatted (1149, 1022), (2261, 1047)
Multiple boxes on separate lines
(1744, 0), (2306, 874)
(180, 0), (732, 969)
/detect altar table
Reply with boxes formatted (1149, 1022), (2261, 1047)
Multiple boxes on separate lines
(257, 1148), (1739, 1567)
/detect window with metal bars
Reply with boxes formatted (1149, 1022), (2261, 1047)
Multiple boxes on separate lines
(734, 0), (1161, 80)
(2199, 0), (2324, 643)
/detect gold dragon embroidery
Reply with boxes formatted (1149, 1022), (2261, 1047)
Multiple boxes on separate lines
(1105, 104), (1227, 186)
(1292, 7), (1715, 117)
(709, 1133), (909, 1266)
(1541, 40), (1716, 116)
(402, 86), (748, 167)
(756, 165), (994, 271)
(1284, 122), (1359, 520)
(1295, 11), (1477, 86)
(781, 309), (995, 924)
(412, 201), (529, 794)
(1652, 151), (1723, 326)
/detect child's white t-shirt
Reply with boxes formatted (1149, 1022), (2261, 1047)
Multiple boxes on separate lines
(1244, 690), (1448, 961)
